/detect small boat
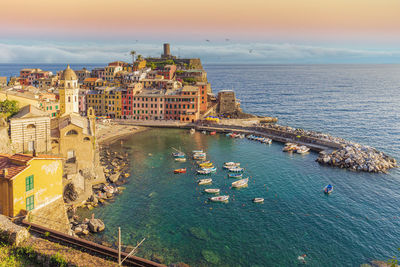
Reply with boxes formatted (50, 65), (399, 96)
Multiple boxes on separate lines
(172, 152), (185, 158)
(199, 162), (213, 168)
(324, 184), (333, 194)
(190, 128), (195, 134)
(223, 162), (240, 169)
(204, 188), (220, 194)
(253, 198), (264, 203)
(226, 133), (232, 137)
(283, 144), (299, 152)
(198, 178), (212, 185)
(262, 138), (272, 144)
(174, 168), (187, 174)
(175, 157), (186, 162)
(209, 195), (229, 202)
(232, 178), (249, 188)
(296, 145), (310, 154)
(202, 131), (207, 134)
(103, 185), (117, 194)
(192, 150), (203, 153)
(197, 160), (210, 164)
(228, 173), (243, 178)
(210, 131), (216, 136)
(201, 167), (217, 172)
(197, 169), (213, 175)
(228, 167), (244, 173)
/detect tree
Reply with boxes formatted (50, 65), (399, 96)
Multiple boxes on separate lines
(0, 99), (19, 119)
(137, 54), (143, 61)
(130, 50), (136, 64)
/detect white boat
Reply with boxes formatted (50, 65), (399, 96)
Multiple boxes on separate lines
(202, 131), (207, 134)
(228, 167), (244, 173)
(190, 128), (195, 134)
(204, 188), (220, 194)
(296, 145), (310, 154)
(253, 198), (264, 203)
(175, 157), (186, 162)
(198, 178), (212, 185)
(232, 178), (249, 188)
(209, 195), (229, 202)
(224, 162), (240, 167)
(192, 150), (203, 153)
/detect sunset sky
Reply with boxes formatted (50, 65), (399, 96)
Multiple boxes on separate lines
(1, 0), (400, 63)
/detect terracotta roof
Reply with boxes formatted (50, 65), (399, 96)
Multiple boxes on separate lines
(11, 104), (49, 119)
(0, 153), (62, 180)
(83, 78), (98, 83)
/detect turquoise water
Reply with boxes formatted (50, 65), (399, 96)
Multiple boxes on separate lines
(78, 128), (400, 266)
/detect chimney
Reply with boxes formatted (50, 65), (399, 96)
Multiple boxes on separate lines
(2, 168), (8, 178)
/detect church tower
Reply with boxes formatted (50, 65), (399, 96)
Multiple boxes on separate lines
(59, 65), (79, 115)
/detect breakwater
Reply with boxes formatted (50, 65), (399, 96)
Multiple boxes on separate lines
(113, 119), (397, 173)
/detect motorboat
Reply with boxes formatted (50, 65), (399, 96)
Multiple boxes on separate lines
(174, 168), (186, 174)
(324, 184), (333, 194)
(253, 198), (264, 203)
(209, 195), (229, 202)
(175, 157), (186, 162)
(232, 178), (249, 188)
(296, 145), (310, 154)
(198, 178), (212, 185)
(228, 167), (244, 173)
(228, 173), (243, 178)
(283, 144), (299, 152)
(204, 188), (220, 194)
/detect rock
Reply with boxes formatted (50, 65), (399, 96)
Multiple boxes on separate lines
(74, 227), (83, 234)
(88, 219), (105, 233)
(201, 250), (220, 264)
(188, 227), (208, 240)
(109, 171), (121, 183)
(63, 183), (78, 203)
(0, 215), (30, 245)
(81, 229), (89, 235)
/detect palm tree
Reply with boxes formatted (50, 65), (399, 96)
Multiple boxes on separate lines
(130, 50), (136, 64)
(137, 54), (143, 61)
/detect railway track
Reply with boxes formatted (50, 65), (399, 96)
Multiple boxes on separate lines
(22, 220), (165, 267)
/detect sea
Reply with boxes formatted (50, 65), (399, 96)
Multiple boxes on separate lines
(1, 64), (400, 266)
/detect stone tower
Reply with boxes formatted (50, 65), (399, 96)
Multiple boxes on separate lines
(59, 65), (79, 115)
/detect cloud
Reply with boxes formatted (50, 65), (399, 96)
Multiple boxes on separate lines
(0, 42), (399, 64)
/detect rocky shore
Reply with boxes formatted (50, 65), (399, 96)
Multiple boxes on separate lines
(68, 145), (132, 236)
(316, 144), (397, 173)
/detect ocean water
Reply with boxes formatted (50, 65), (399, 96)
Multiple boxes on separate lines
(2, 64), (400, 266)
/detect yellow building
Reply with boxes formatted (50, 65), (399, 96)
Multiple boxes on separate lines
(0, 153), (63, 217)
(86, 86), (122, 118)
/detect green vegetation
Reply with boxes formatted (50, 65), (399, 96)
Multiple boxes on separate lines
(0, 99), (19, 119)
(182, 77), (197, 84)
(49, 252), (68, 267)
(0, 243), (39, 267)
(388, 248), (400, 267)
(146, 60), (175, 69)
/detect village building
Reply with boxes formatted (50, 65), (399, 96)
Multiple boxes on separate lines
(0, 153), (63, 217)
(9, 105), (51, 153)
(104, 65), (122, 82)
(86, 86), (123, 118)
(0, 77), (7, 87)
(74, 68), (91, 83)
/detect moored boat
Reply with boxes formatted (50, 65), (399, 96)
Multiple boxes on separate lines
(204, 188), (220, 194)
(199, 162), (213, 168)
(174, 168), (186, 174)
(190, 128), (195, 134)
(201, 166), (217, 172)
(198, 178), (212, 185)
(210, 131), (216, 136)
(324, 184), (333, 194)
(232, 178), (249, 188)
(253, 198), (264, 203)
(296, 145), (310, 154)
(175, 157), (186, 162)
(228, 167), (244, 173)
(192, 150), (203, 153)
(283, 144), (299, 152)
(197, 169), (213, 175)
(209, 195), (229, 202)
(223, 162), (240, 169)
(228, 173), (243, 178)
(172, 152), (185, 158)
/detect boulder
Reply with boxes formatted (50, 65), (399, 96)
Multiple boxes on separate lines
(109, 172), (121, 183)
(88, 218), (105, 233)
(0, 215), (29, 245)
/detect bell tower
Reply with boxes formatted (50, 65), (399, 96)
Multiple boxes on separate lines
(59, 65), (79, 115)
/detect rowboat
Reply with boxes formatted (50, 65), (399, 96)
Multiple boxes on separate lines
(228, 167), (244, 173)
(228, 173), (243, 178)
(175, 157), (186, 162)
(232, 178), (249, 188)
(197, 169), (213, 175)
(296, 145), (310, 154)
(209, 195), (229, 202)
(198, 178), (212, 185)
(199, 162), (213, 168)
(253, 198), (264, 203)
(223, 162), (240, 169)
(174, 168), (186, 174)
(210, 131), (216, 135)
(204, 188), (220, 194)
(172, 152), (185, 158)
(192, 150), (203, 153)
(324, 184), (333, 194)
(200, 167), (216, 172)
(197, 160), (211, 165)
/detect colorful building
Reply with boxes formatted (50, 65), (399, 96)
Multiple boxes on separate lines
(157, 64), (176, 80)
(0, 153), (63, 217)
(82, 78), (104, 90)
(86, 86), (123, 118)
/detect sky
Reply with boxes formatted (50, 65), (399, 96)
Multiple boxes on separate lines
(1, 0), (400, 63)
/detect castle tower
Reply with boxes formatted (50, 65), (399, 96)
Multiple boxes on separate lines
(59, 65), (79, 115)
(163, 43), (171, 58)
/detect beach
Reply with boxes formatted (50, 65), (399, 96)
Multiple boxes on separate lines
(96, 121), (148, 145)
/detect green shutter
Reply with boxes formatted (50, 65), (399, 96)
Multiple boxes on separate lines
(25, 175), (34, 191)
(26, 195), (34, 211)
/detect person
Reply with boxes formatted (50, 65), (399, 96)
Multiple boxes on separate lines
(297, 254), (307, 264)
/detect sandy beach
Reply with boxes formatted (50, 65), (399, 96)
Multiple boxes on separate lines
(96, 122), (148, 145)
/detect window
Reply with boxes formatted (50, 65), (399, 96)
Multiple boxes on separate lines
(26, 175), (34, 191)
(26, 195), (34, 211)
